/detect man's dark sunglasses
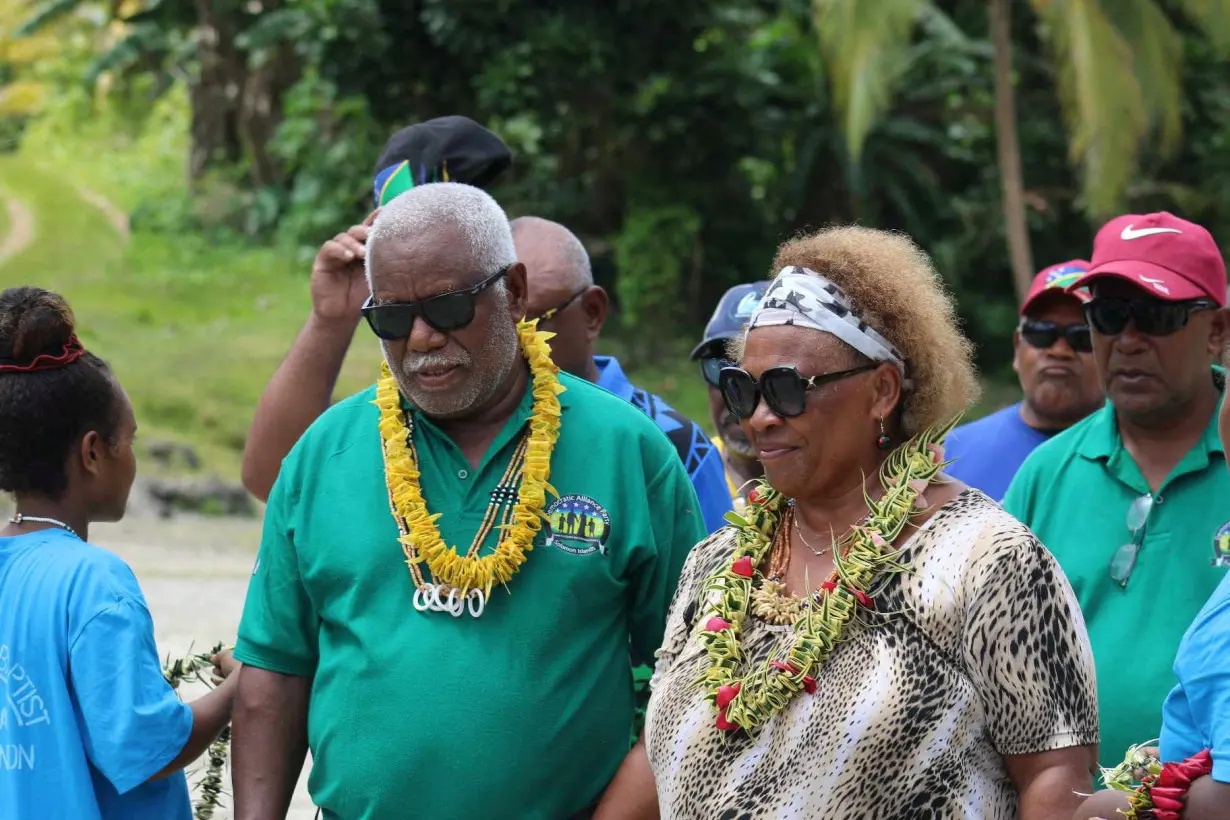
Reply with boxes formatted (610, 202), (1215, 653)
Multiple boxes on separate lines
(719, 363), (878, 420)
(700, 357), (730, 388)
(533, 288), (586, 323)
(361, 265), (510, 339)
(1020, 319), (1093, 353)
(1084, 296), (1218, 337)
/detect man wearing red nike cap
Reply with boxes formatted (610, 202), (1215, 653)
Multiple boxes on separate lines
(944, 260), (1103, 500)
(1005, 211), (1230, 769)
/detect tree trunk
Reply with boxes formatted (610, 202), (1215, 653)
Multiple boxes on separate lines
(189, 0), (243, 183)
(990, 0), (1035, 304)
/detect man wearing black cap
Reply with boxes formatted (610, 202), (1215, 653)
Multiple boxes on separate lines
(241, 116), (513, 500)
(690, 282), (770, 513)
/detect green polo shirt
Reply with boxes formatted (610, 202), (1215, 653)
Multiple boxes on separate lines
(235, 372), (705, 820)
(1004, 382), (1229, 767)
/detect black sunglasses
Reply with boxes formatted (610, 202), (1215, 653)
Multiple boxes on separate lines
(719, 363), (879, 419)
(700, 356), (730, 388)
(1020, 319), (1093, 353)
(533, 288), (586, 323)
(1084, 296), (1217, 338)
(362, 265), (510, 339)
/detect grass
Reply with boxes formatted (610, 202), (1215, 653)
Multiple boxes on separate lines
(0, 157), (377, 478)
(0, 157), (725, 480)
(0, 153), (1019, 484)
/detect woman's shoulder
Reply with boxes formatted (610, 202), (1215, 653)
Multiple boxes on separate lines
(908, 487), (1064, 598)
(919, 487), (1042, 559)
(680, 526), (739, 586)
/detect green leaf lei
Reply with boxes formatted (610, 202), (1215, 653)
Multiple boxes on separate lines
(696, 418), (959, 734)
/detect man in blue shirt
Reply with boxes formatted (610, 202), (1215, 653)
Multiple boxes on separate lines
(510, 216), (731, 534)
(945, 260), (1104, 500)
(690, 282), (770, 513)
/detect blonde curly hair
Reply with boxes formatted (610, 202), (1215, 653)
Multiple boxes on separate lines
(760, 225), (980, 436)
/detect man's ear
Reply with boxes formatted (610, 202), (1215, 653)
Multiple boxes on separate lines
(1207, 308), (1229, 358)
(582, 286), (609, 341)
(1012, 329), (1023, 376)
(504, 262), (529, 320)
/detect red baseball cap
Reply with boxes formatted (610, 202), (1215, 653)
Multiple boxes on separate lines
(1066, 212), (1227, 307)
(1020, 260), (1091, 315)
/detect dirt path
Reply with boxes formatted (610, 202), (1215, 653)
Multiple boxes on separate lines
(0, 193), (34, 264)
(75, 184), (130, 240)
(92, 514), (318, 819)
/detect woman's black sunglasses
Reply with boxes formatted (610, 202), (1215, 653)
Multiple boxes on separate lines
(719, 362), (879, 419)
(700, 357), (730, 388)
(362, 265), (510, 340)
(1084, 296), (1218, 338)
(1020, 319), (1093, 353)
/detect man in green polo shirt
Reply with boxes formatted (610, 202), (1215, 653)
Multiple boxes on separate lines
(1004, 211), (1230, 768)
(229, 182), (705, 819)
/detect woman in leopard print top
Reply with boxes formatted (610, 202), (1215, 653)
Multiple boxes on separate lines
(595, 228), (1098, 820)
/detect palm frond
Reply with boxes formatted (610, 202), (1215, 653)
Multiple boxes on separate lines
(1105, 0), (1184, 155)
(1031, 0), (1152, 215)
(811, 0), (929, 162)
(14, 0), (81, 36)
(1171, 0), (1230, 53)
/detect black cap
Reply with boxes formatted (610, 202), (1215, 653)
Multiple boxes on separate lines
(372, 116), (512, 204)
(690, 281), (771, 359)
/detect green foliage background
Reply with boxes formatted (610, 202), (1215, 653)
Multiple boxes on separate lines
(1, 0), (1228, 475)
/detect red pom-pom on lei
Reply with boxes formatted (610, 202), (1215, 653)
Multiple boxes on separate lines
(731, 556), (755, 577)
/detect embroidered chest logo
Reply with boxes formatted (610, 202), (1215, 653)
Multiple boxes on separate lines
(545, 495), (611, 555)
(1211, 521), (1230, 568)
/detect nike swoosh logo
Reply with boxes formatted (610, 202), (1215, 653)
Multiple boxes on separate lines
(1121, 225), (1182, 240)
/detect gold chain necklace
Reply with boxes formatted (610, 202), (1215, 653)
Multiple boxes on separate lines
(375, 319), (565, 617)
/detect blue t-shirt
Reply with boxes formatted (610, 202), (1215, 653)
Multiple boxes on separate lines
(0, 528), (193, 820)
(944, 402), (1052, 501)
(594, 355), (732, 534)
(1161, 570), (1230, 782)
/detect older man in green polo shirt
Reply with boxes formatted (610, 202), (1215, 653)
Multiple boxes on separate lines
(229, 182), (705, 819)
(1005, 211), (1230, 768)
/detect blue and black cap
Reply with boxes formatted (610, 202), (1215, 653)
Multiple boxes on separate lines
(690, 281), (770, 360)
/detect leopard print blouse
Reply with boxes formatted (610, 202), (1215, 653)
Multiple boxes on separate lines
(645, 490), (1098, 820)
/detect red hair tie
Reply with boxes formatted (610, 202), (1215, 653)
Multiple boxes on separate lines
(0, 335), (86, 373)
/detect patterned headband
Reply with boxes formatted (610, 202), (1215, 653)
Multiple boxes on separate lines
(748, 267), (911, 387)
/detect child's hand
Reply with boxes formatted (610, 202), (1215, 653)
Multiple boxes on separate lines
(209, 649), (241, 685)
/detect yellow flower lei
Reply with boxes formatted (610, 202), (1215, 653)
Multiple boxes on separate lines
(375, 319), (564, 598)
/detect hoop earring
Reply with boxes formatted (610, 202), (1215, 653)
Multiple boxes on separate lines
(876, 417), (892, 450)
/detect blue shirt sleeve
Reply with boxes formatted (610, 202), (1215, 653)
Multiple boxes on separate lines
(68, 597), (193, 795)
(690, 446), (734, 534)
(1161, 583), (1230, 782)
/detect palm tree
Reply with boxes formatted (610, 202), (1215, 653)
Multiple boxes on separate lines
(990, 0), (1032, 301)
(812, 0), (1230, 304)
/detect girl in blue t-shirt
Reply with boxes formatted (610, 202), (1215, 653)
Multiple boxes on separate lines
(0, 287), (238, 820)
